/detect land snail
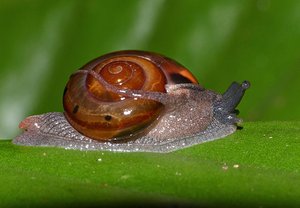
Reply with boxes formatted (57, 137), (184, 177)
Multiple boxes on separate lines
(14, 50), (250, 153)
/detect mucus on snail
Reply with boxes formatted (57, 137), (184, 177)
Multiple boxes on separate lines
(13, 50), (250, 153)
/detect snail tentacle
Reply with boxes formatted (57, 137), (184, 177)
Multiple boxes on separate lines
(213, 81), (250, 125)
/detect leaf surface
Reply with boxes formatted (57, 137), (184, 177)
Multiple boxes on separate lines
(1, 121), (300, 207)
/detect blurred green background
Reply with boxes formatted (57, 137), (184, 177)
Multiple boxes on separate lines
(0, 0), (299, 138)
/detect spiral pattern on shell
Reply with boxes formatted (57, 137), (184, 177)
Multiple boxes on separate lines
(63, 51), (198, 141)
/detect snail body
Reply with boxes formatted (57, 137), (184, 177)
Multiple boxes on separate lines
(14, 50), (250, 153)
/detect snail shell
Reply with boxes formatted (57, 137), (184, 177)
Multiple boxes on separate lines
(13, 50), (250, 153)
(63, 51), (198, 141)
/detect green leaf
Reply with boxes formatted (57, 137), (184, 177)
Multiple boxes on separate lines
(1, 121), (300, 207)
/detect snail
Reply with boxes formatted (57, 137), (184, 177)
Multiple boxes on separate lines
(13, 50), (250, 153)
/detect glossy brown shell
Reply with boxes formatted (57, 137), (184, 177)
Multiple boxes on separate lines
(63, 50), (198, 141)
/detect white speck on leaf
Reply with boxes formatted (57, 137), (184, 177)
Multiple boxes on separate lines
(222, 163), (228, 170)
(233, 164), (240, 168)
